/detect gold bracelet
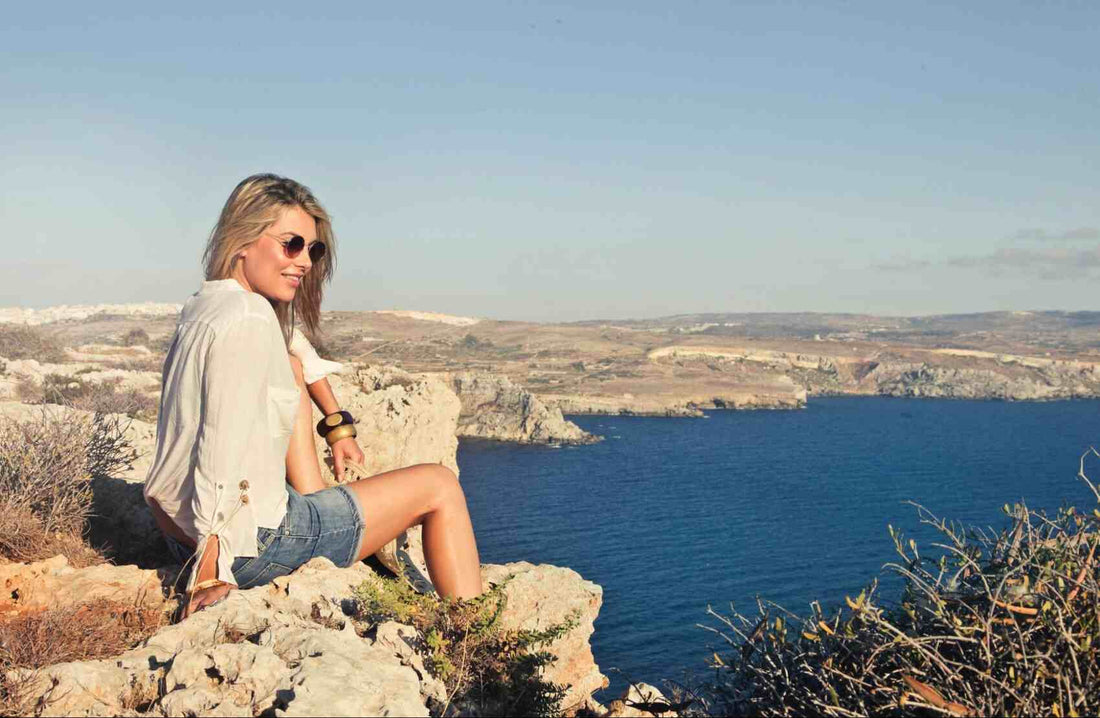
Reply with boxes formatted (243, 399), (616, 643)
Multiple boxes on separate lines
(325, 424), (357, 446)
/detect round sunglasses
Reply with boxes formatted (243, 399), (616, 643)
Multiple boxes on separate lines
(278, 234), (326, 263)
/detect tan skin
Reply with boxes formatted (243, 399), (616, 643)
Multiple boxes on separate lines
(162, 206), (482, 617)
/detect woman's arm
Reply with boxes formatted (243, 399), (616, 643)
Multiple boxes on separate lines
(306, 376), (365, 481)
(288, 329), (365, 481)
(306, 376), (341, 415)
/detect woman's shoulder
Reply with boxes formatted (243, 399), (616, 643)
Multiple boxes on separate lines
(182, 290), (279, 335)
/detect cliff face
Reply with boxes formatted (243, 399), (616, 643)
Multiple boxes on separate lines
(645, 345), (1100, 404)
(0, 356), (608, 716)
(863, 361), (1100, 400)
(446, 371), (601, 444)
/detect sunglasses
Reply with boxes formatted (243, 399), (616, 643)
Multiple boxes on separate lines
(279, 235), (327, 263)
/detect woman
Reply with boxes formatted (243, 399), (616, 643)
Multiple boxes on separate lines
(143, 173), (481, 618)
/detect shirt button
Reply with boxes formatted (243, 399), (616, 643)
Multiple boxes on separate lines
(217, 483), (224, 489)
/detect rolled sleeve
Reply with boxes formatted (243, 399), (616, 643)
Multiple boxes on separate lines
(191, 315), (272, 587)
(289, 327), (344, 384)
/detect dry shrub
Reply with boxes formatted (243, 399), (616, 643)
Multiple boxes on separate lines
(702, 451), (1100, 717)
(0, 324), (67, 363)
(0, 406), (136, 564)
(0, 598), (167, 714)
(70, 379), (158, 423)
(20, 374), (158, 424)
(117, 355), (167, 374)
(121, 328), (150, 347)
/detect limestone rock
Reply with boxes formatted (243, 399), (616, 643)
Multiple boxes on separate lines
(540, 393), (705, 417)
(20, 560), (433, 717)
(605, 682), (673, 717)
(17, 558), (604, 717)
(483, 561), (607, 714)
(867, 361), (1098, 400)
(314, 365), (461, 482)
(0, 555), (166, 617)
(447, 371), (601, 445)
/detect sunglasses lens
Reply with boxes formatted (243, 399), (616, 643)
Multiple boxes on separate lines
(308, 242), (326, 262)
(285, 235), (305, 257)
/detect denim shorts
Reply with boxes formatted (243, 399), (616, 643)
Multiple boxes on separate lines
(167, 483), (366, 590)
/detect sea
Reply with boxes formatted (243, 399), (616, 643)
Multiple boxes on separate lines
(457, 397), (1100, 700)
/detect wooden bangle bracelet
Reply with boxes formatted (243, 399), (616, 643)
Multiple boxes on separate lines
(325, 424), (357, 445)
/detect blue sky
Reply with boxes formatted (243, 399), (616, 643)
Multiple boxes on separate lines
(3, 1), (1098, 321)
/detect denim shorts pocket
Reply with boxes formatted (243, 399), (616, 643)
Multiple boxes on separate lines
(232, 527), (280, 577)
(237, 560), (295, 590)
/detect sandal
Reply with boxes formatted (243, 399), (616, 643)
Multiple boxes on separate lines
(388, 530), (437, 596)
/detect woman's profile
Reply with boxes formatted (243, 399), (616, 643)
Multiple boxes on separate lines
(143, 173), (482, 618)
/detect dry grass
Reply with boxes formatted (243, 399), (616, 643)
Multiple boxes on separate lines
(0, 599), (168, 715)
(701, 452), (1100, 717)
(116, 355), (167, 374)
(0, 406), (136, 565)
(0, 325), (67, 363)
(18, 374), (159, 423)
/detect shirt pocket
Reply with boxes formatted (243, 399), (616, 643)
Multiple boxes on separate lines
(266, 384), (301, 440)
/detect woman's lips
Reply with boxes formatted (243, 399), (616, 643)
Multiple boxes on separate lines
(283, 275), (301, 287)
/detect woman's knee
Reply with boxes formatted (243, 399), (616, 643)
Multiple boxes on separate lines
(417, 463), (464, 507)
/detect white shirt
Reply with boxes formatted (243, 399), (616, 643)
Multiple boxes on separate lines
(143, 279), (342, 588)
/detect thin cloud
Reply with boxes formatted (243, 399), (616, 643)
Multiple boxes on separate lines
(1010, 227), (1100, 242)
(947, 246), (1100, 278)
(872, 258), (933, 272)
(873, 245), (1100, 279)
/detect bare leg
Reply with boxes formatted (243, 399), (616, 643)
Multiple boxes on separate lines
(284, 356), (482, 598)
(344, 463), (482, 599)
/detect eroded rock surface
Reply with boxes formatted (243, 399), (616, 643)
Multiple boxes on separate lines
(13, 558), (605, 717)
(447, 371), (600, 444)
(483, 561), (607, 714)
(312, 365), (461, 481)
(0, 556), (167, 617)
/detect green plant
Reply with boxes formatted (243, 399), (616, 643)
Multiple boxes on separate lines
(701, 452), (1100, 717)
(352, 576), (578, 716)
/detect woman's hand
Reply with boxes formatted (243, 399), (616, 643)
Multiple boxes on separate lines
(182, 534), (233, 620)
(330, 436), (365, 482)
(183, 582), (233, 619)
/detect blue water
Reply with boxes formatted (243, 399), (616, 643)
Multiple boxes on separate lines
(457, 397), (1100, 698)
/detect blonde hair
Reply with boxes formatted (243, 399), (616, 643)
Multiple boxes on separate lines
(202, 173), (336, 348)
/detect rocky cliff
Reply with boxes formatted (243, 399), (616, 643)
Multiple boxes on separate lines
(0, 354), (611, 716)
(446, 371), (600, 444)
(647, 345), (1100, 404)
(2, 556), (603, 716)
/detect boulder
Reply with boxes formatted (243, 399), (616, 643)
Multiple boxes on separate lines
(0, 555), (166, 618)
(605, 682), (673, 717)
(313, 365), (461, 481)
(483, 561), (607, 714)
